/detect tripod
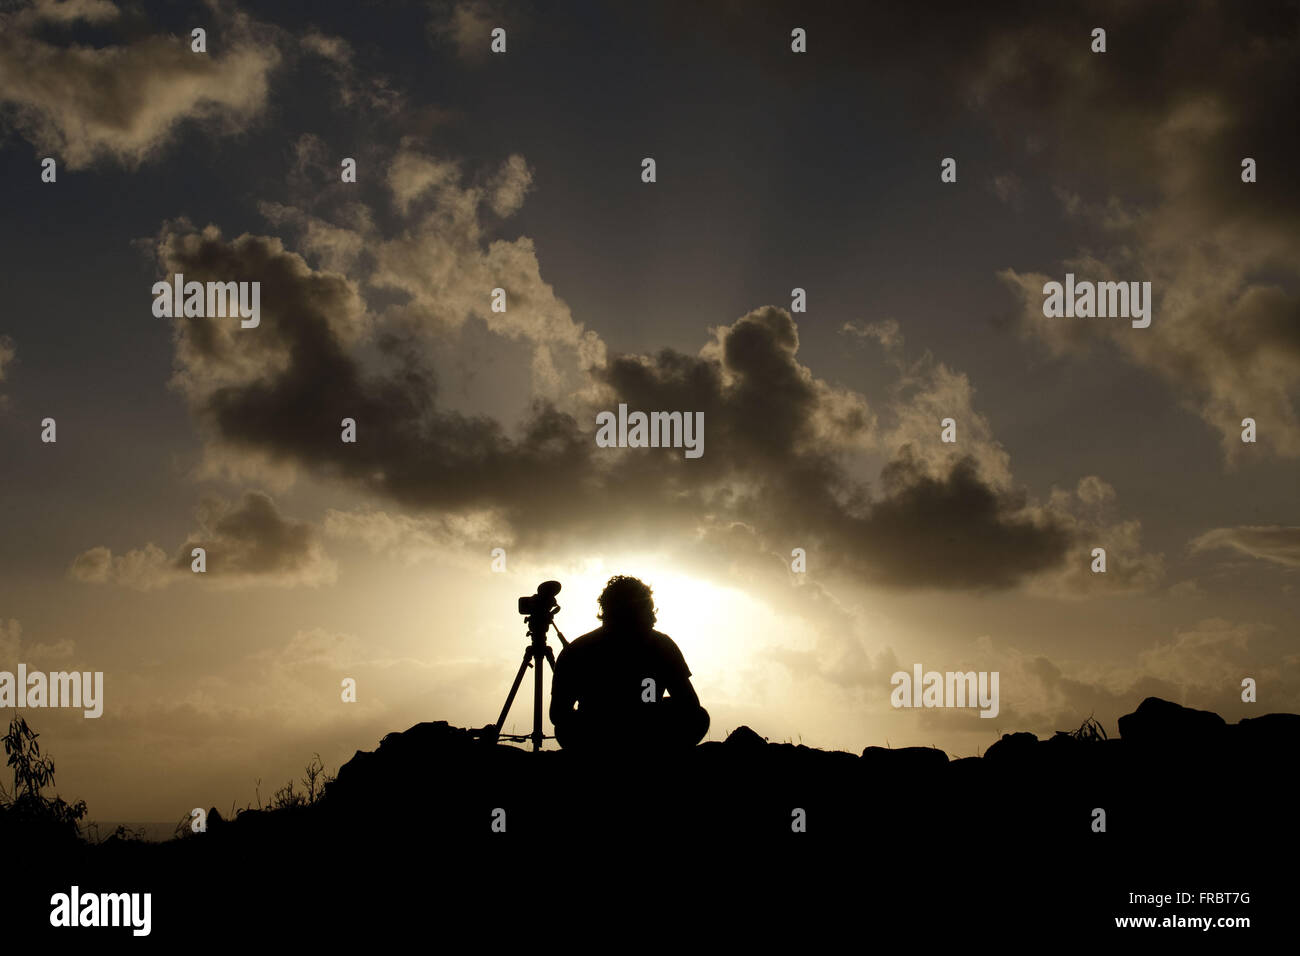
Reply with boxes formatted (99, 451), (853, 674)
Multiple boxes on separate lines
(488, 610), (569, 751)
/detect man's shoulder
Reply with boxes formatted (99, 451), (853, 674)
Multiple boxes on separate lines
(561, 627), (607, 656)
(649, 630), (685, 656)
(648, 630), (690, 678)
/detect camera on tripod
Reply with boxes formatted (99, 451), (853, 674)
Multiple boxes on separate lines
(480, 580), (570, 750)
(518, 580), (561, 624)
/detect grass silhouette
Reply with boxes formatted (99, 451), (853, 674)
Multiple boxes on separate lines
(0, 714), (86, 839)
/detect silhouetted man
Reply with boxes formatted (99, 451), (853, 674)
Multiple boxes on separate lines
(550, 575), (709, 752)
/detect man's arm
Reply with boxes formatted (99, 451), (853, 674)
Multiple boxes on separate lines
(549, 651), (576, 727)
(670, 676), (701, 708)
(660, 636), (701, 708)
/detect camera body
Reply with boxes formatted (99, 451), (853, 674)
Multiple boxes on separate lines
(517, 594), (548, 616)
(518, 580), (561, 616)
(518, 580), (562, 638)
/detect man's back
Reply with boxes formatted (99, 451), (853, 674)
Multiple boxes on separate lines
(553, 625), (692, 721)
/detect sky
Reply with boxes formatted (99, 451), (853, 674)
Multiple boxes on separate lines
(0, 0), (1297, 823)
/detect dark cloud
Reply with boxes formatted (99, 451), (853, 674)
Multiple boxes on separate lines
(71, 491), (335, 589)
(151, 216), (1082, 590)
(176, 491), (335, 581)
(262, 143), (602, 401)
(153, 221), (599, 517)
(595, 313), (1074, 589)
(669, 0), (1300, 459)
(962, 0), (1300, 458)
(250, 141), (1150, 596)
(858, 451), (1069, 589)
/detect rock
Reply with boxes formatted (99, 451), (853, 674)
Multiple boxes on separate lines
(860, 745), (949, 770)
(233, 808), (270, 831)
(724, 725), (768, 749)
(1116, 697), (1226, 747)
(947, 755), (985, 778)
(376, 720), (479, 755)
(983, 731), (1038, 762)
(1232, 713), (1300, 752)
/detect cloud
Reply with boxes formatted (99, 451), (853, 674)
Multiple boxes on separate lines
(0, 618), (77, 664)
(300, 32), (403, 115)
(427, 0), (521, 63)
(766, 640), (900, 696)
(262, 144), (604, 400)
(185, 219), (1066, 587)
(595, 307), (1157, 594)
(881, 352), (1013, 490)
(1025, 617), (1293, 728)
(24, 0), (118, 25)
(1190, 526), (1300, 569)
(146, 121), (1165, 594)
(148, 216), (598, 518)
(906, 617), (1291, 739)
(0, 618), (18, 657)
(1000, 259), (1300, 461)
(669, 0), (1299, 462)
(989, 173), (1023, 208)
(857, 451), (1069, 589)
(838, 324), (1161, 594)
(840, 319), (902, 354)
(148, 198), (1137, 593)
(0, 0), (281, 170)
(487, 153), (533, 217)
(70, 492), (336, 590)
(385, 149), (462, 216)
(1025, 476), (1165, 597)
(323, 508), (512, 565)
(249, 626), (364, 672)
(69, 543), (172, 591)
(974, 2), (1300, 460)
(369, 146), (598, 393)
(0, 334), (14, 406)
(842, 318), (1009, 487)
(1135, 618), (1264, 694)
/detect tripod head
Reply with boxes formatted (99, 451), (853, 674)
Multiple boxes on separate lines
(518, 580), (568, 646)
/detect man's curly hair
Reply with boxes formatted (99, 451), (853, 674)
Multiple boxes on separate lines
(597, 575), (656, 627)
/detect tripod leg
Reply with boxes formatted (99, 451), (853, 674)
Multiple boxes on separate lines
(493, 647), (534, 738)
(532, 644), (544, 751)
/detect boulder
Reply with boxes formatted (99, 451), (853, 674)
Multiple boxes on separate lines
(1232, 713), (1300, 751)
(860, 745), (949, 771)
(724, 725), (768, 749)
(983, 731), (1038, 762)
(1116, 697), (1226, 747)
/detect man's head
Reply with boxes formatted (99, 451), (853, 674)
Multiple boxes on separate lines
(597, 575), (656, 632)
